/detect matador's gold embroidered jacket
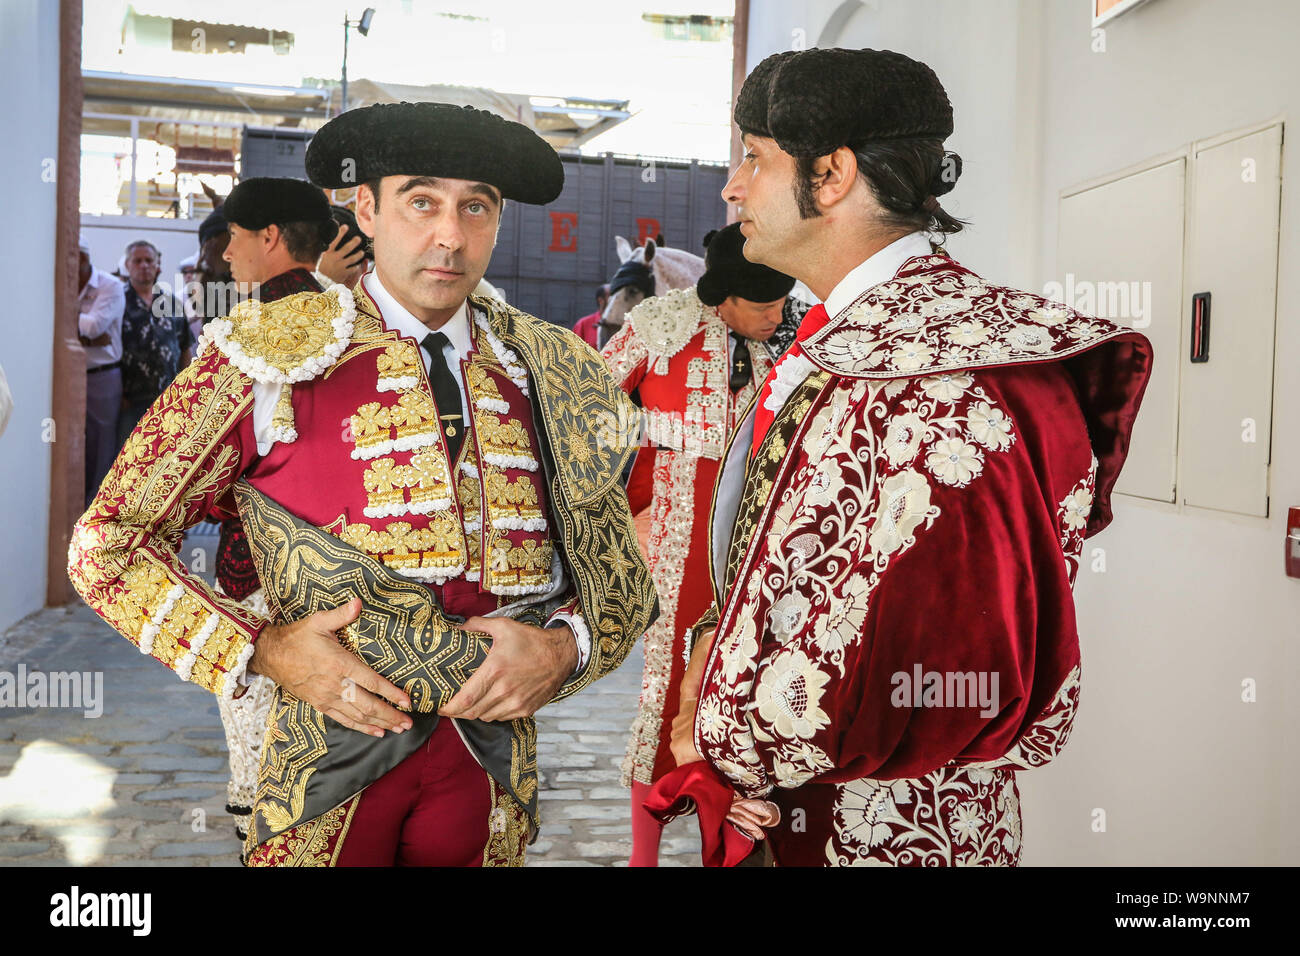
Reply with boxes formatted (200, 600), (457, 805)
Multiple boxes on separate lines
(68, 279), (656, 707)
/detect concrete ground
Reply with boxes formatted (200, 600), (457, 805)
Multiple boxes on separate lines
(0, 529), (700, 867)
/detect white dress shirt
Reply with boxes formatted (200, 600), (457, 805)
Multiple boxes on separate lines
(822, 230), (934, 320)
(78, 267), (126, 367)
(362, 271), (472, 422)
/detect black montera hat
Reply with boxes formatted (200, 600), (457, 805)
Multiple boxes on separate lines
(305, 101), (564, 205)
(222, 177), (332, 231)
(735, 48), (954, 158)
(696, 223), (796, 307)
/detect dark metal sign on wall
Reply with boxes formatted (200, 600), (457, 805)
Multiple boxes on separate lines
(490, 153), (729, 325)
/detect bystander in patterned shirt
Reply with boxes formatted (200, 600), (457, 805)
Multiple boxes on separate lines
(120, 285), (193, 407)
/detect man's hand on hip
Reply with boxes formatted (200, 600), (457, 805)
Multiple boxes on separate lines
(249, 597), (413, 738)
(438, 616), (578, 722)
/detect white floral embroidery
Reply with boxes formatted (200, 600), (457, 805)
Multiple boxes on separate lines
(803, 256), (1129, 380)
(835, 779), (912, 851)
(1068, 320), (1105, 342)
(1028, 304), (1071, 326)
(767, 593), (811, 641)
(846, 301), (891, 326)
(868, 469), (937, 555)
(946, 319), (990, 346)
(918, 296), (971, 318)
(826, 767), (1023, 866)
(1004, 323), (1053, 354)
(890, 340), (934, 371)
(754, 649), (832, 741)
(919, 371), (973, 403)
(814, 575), (872, 673)
(881, 412), (927, 467)
(1059, 486), (1093, 532)
(888, 311), (928, 333)
(968, 401), (1014, 451)
(771, 741), (836, 788)
(926, 437), (984, 486)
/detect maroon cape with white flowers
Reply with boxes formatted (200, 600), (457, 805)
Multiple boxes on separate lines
(652, 252), (1152, 866)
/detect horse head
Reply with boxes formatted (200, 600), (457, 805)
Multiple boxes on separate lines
(602, 235), (706, 332)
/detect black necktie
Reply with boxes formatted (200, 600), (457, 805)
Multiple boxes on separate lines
(420, 331), (465, 463)
(728, 331), (751, 392)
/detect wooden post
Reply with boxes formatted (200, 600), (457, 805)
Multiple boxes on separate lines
(47, 0), (84, 607)
(728, 0), (750, 224)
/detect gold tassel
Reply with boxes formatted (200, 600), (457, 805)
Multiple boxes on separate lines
(271, 383), (296, 441)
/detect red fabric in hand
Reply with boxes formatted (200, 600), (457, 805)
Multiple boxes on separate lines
(643, 762), (754, 867)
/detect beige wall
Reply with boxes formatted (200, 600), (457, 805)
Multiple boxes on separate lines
(747, 0), (1299, 864)
(0, 1), (61, 632)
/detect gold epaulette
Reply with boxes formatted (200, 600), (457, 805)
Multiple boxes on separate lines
(195, 285), (357, 443)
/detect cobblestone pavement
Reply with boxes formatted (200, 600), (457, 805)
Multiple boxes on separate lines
(0, 558), (700, 867)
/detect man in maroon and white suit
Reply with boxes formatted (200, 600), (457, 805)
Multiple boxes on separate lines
(648, 47), (1153, 867)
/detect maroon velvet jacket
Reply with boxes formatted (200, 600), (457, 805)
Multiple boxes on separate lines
(649, 251), (1152, 866)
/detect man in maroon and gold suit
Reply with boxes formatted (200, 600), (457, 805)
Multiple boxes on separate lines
(601, 222), (805, 865)
(647, 48), (1153, 866)
(206, 176), (339, 843)
(68, 102), (655, 866)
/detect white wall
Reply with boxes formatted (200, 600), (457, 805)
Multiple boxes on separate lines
(0, 2), (61, 633)
(743, 0), (1044, 287)
(1029, 0), (1299, 868)
(747, 0), (1299, 864)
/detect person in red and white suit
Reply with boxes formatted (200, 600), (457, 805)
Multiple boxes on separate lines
(602, 222), (807, 865)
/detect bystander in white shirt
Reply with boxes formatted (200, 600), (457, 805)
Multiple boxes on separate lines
(78, 266), (126, 367)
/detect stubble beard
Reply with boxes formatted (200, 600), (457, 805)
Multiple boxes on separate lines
(405, 261), (479, 313)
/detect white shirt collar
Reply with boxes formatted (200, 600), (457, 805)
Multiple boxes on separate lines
(362, 269), (473, 358)
(822, 230), (934, 320)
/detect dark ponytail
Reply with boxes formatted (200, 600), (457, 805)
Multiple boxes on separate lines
(794, 139), (968, 238)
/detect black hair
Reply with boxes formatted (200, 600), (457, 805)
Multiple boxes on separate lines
(794, 139), (966, 237)
(279, 219), (336, 263)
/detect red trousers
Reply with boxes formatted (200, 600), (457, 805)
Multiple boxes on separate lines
(334, 717), (491, 866)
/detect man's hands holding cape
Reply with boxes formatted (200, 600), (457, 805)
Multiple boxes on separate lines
(249, 598), (577, 737)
